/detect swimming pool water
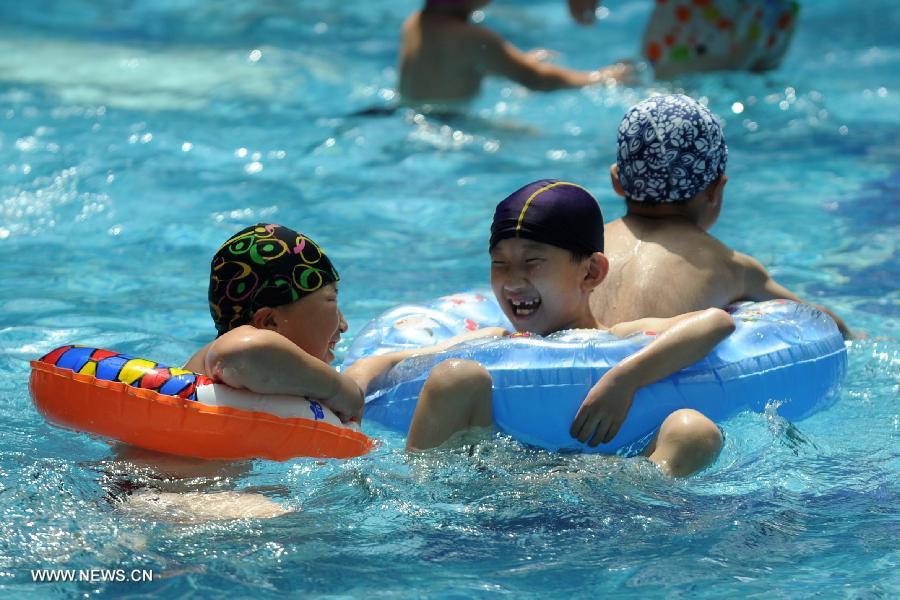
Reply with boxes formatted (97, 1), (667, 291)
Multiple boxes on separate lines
(0, 0), (897, 596)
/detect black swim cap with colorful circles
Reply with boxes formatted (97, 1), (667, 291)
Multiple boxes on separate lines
(489, 179), (604, 255)
(209, 223), (340, 335)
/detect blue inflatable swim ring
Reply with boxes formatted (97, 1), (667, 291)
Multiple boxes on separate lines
(344, 291), (847, 454)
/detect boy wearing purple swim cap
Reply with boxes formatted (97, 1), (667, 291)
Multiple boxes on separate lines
(398, 0), (631, 106)
(594, 94), (851, 337)
(407, 180), (734, 477)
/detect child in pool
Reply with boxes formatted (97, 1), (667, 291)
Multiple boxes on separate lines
(642, 0), (799, 79)
(184, 223), (502, 424)
(406, 180), (734, 477)
(592, 94), (852, 337)
(183, 224), (365, 420)
(132, 225), (468, 522)
(398, 0), (632, 106)
(120, 226), (504, 521)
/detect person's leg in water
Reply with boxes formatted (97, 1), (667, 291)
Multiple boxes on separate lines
(108, 445), (291, 521)
(407, 361), (721, 473)
(407, 359), (493, 450)
(642, 409), (723, 477)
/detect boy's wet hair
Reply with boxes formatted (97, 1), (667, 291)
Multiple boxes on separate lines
(208, 224), (339, 335)
(490, 179), (604, 255)
(616, 94), (728, 203)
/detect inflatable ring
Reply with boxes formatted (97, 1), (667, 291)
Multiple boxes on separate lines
(30, 345), (374, 460)
(344, 291), (847, 454)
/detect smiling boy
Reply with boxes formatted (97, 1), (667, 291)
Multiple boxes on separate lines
(184, 224), (365, 422)
(184, 223), (509, 430)
(407, 180), (734, 476)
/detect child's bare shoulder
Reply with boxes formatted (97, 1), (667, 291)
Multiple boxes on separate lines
(731, 250), (773, 285)
(662, 225), (741, 268)
(401, 11), (420, 34)
(694, 234), (754, 286)
(425, 13), (501, 44)
(183, 344), (209, 372)
(621, 218), (736, 266)
(183, 325), (264, 373)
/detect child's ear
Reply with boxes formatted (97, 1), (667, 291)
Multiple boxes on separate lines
(711, 174), (727, 207)
(583, 252), (609, 290)
(250, 307), (279, 331)
(609, 164), (626, 198)
(715, 173), (728, 206)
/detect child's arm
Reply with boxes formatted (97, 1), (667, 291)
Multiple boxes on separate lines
(570, 308), (735, 446)
(735, 252), (853, 339)
(203, 325), (364, 422)
(201, 324), (505, 423)
(343, 327), (507, 397)
(473, 26), (629, 91)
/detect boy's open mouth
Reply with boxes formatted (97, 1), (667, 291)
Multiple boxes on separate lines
(328, 335), (340, 353)
(508, 297), (541, 318)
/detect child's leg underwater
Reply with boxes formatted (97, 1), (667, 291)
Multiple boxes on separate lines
(642, 409), (723, 477)
(407, 359), (493, 450)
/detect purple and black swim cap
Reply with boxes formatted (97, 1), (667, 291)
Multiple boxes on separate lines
(490, 180), (604, 255)
(616, 94), (728, 203)
(209, 224), (339, 335)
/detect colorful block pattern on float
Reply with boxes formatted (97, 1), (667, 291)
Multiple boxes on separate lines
(38, 345), (211, 400)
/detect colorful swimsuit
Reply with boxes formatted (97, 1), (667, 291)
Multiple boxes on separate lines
(643, 0), (800, 76)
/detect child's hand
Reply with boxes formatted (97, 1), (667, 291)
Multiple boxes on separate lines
(589, 61), (635, 85)
(324, 377), (364, 424)
(526, 48), (558, 63)
(570, 372), (636, 446)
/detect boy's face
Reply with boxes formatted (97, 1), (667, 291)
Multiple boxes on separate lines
(269, 283), (347, 364)
(490, 238), (591, 336)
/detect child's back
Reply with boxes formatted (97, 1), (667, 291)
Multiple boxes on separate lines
(399, 8), (486, 104)
(597, 217), (745, 323)
(399, 0), (631, 106)
(593, 94), (850, 337)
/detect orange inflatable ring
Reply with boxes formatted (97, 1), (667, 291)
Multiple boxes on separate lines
(29, 345), (375, 461)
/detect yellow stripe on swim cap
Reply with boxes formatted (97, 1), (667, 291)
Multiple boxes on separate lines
(515, 181), (591, 234)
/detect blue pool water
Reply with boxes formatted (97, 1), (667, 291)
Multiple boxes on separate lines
(1, 0), (897, 596)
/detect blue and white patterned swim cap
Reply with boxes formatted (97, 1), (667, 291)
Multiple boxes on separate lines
(616, 94), (728, 203)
